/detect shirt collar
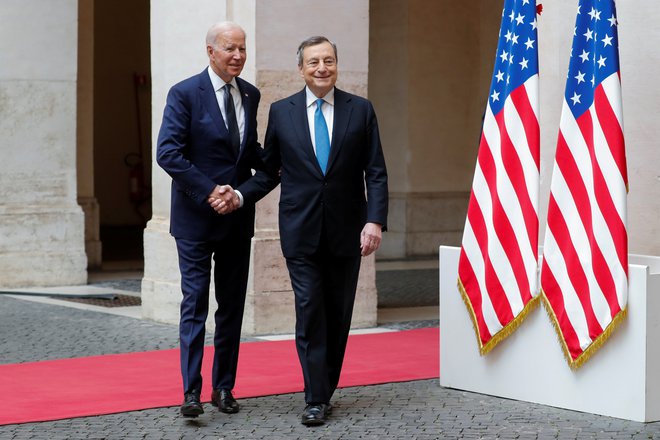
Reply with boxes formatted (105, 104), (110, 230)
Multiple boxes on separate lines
(305, 86), (335, 108)
(208, 66), (239, 91)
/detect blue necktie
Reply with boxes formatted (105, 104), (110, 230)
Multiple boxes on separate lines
(224, 84), (240, 155)
(314, 98), (330, 174)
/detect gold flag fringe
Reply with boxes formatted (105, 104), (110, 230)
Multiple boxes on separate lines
(540, 290), (628, 370)
(457, 278), (541, 356)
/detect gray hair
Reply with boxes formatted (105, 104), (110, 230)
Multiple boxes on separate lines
(206, 21), (245, 48)
(296, 36), (338, 67)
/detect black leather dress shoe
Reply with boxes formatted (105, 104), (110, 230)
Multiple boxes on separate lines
(211, 389), (240, 413)
(301, 403), (332, 426)
(180, 391), (204, 418)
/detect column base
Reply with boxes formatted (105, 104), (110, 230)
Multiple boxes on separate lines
(78, 196), (102, 269)
(142, 219), (378, 335)
(0, 207), (87, 287)
(243, 235), (377, 336)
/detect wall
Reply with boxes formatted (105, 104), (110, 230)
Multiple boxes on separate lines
(537, 1), (660, 256)
(370, 1), (495, 258)
(619, 3), (660, 256)
(370, 0), (660, 259)
(368, 0), (409, 257)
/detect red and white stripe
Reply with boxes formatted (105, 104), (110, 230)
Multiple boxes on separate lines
(541, 72), (627, 366)
(458, 75), (540, 353)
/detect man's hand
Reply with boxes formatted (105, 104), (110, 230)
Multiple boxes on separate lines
(208, 185), (240, 215)
(360, 222), (382, 257)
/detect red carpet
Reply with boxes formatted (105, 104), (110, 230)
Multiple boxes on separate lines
(0, 328), (438, 425)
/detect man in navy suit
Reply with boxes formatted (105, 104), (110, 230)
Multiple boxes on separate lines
(223, 35), (388, 426)
(156, 21), (266, 418)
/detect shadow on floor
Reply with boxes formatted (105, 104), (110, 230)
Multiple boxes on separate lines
(376, 269), (438, 308)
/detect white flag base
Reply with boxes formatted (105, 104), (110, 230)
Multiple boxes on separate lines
(440, 245), (660, 422)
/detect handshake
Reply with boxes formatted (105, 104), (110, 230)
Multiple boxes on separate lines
(207, 184), (240, 215)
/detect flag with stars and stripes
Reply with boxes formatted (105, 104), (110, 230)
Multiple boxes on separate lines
(541, 0), (627, 368)
(458, 0), (541, 354)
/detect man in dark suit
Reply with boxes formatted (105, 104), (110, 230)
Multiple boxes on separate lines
(223, 35), (388, 426)
(156, 21), (266, 418)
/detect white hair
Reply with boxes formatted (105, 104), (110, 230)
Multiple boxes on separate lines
(206, 21), (245, 48)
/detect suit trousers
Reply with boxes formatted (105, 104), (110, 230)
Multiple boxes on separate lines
(285, 248), (361, 404)
(175, 235), (251, 394)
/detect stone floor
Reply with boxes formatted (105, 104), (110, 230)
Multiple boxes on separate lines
(1, 263), (660, 439)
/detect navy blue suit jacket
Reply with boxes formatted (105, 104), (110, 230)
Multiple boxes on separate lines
(240, 88), (388, 257)
(157, 69), (264, 241)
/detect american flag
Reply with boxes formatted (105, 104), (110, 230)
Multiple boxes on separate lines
(540, 0), (627, 368)
(458, 0), (540, 354)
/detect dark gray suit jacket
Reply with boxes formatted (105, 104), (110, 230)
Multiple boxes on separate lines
(240, 87), (388, 257)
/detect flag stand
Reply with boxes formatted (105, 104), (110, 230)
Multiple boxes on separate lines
(440, 245), (660, 422)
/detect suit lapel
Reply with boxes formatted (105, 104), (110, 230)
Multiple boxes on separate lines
(288, 88), (354, 176)
(328, 88), (352, 173)
(198, 71), (229, 138)
(236, 78), (253, 160)
(288, 90), (321, 172)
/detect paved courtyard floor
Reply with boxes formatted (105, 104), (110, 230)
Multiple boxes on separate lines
(1, 266), (659, 439)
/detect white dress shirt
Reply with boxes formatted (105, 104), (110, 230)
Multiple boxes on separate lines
(305, 86), (334, 155)
(207, 66), (246, 207)
(208, 66), (245, 146)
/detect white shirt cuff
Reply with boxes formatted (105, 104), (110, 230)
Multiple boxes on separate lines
(235, 189), (244, 208)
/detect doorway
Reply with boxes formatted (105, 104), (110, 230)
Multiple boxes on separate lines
(93, 0), (151, 268)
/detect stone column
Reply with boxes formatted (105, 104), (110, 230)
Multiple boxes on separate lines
(142, 0), (227, 325)
(537, 0), (660, 257)
(143, 0), (377, 334)
(244, 0), (376, 334)
(0, 0), (87, 287)
(77, 0), (102, 268)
